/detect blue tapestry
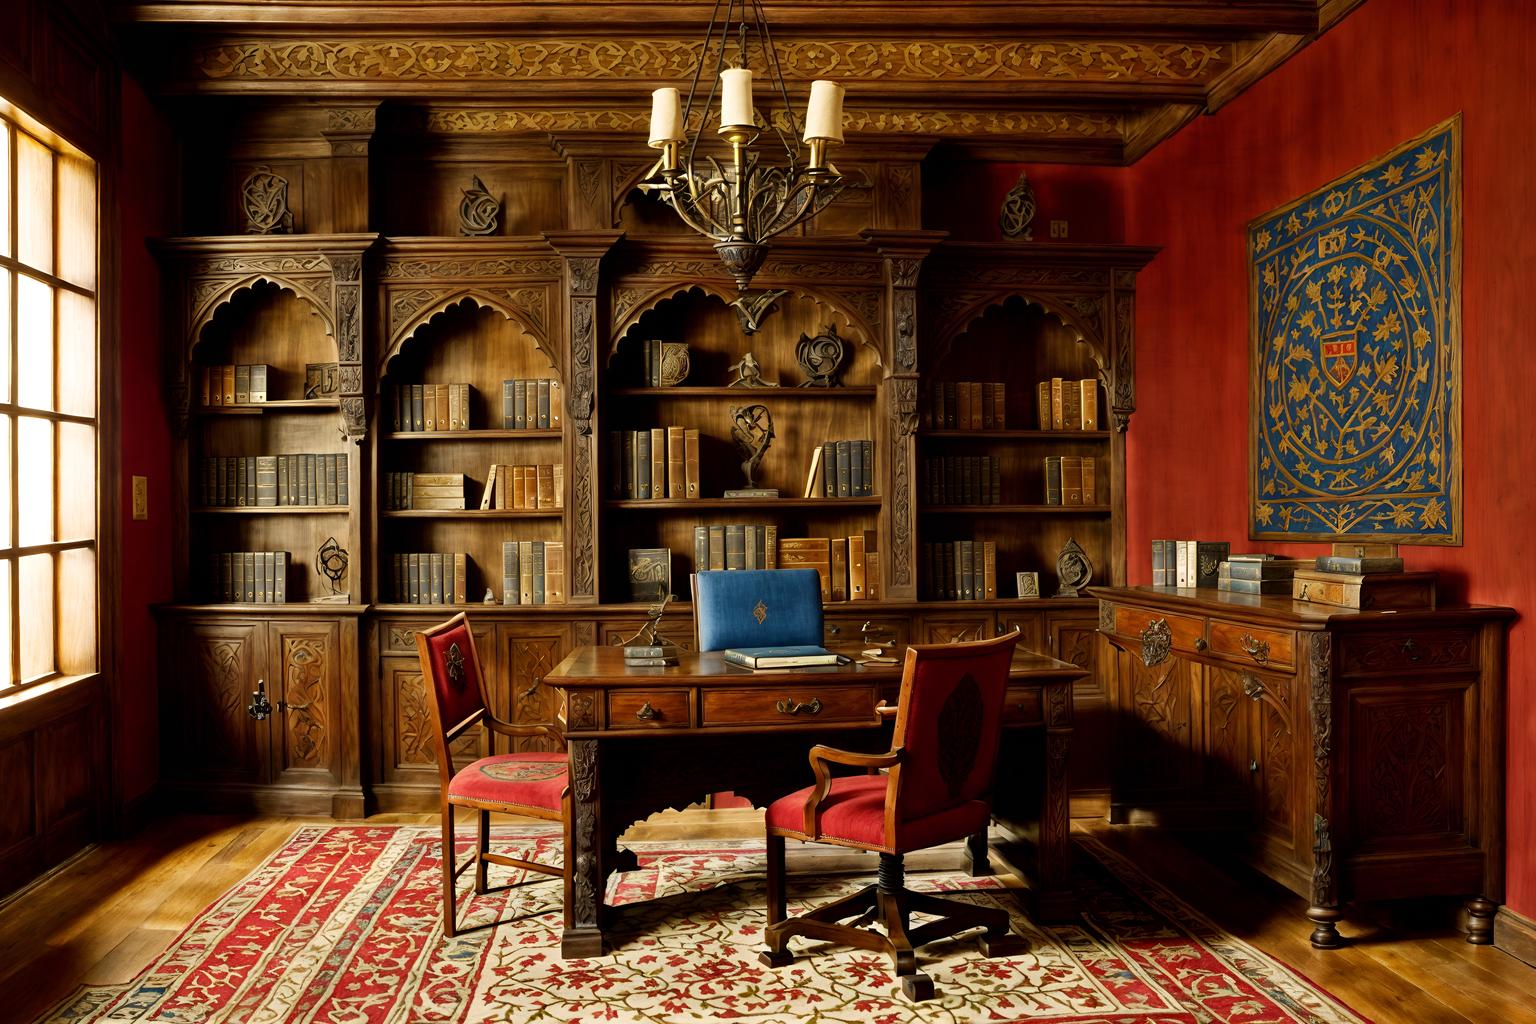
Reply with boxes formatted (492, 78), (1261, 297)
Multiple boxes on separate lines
(1249, 116), (1461, 543)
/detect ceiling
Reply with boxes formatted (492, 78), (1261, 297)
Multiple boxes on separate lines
(110, 0), (1365, 163)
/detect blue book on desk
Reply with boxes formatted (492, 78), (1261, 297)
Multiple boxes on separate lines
(722, 645), (840, 669)
(694, 568), (824, 652)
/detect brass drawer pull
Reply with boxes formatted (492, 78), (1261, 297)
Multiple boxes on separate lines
(1139, 618), (1172, 667)
(1194, 637), (1209, 652)
(774, 697), (823, 716)
(1402, 638), (1422, 662)
(1240, 633), (1271, 665)
(635, 701), (659, 721)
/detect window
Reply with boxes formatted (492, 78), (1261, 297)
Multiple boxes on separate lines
(0, 99), (98, 692)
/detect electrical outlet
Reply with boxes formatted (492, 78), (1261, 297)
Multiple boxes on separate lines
(132, 476), (149, 520)
(1050, 220), (1070, 239)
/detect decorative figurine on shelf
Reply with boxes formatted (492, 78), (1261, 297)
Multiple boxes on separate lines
(795, 323), (847, 387)
(241, 165), (293, 235)
(727, 351), (778, 388)
(482, 587), (496, 605)
(729, 404), (776, 493)
(999, 170), (1036, 241)
(315, 537), (350, 602)
(730, 288), (787, 335)
(658, 342), (691, 387)
(459, 174), (501, 236)
(1054, 537), (1094, 598)
(1016, 571), (1041, 599)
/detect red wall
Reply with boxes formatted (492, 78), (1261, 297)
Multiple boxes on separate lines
(114, 77), (177, 810)
(1124, 0), (1536, 916)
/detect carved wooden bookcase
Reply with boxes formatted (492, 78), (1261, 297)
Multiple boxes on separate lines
(153, 129), (1153, 817)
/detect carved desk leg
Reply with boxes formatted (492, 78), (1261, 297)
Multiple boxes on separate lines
(1032, 678), (1076, 922)
(562, 738), (607, 958)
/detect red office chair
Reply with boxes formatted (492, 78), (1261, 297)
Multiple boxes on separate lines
(417, 613), (568, 936)
(759, 630), (1025, 1001)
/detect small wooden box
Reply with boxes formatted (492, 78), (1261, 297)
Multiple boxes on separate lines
(1291, 569), (1437, 610)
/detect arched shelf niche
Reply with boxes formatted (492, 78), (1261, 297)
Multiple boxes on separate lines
(190, 278), (335, 402)
(381, 297), (558, 431)
(609, 284), (880, 389)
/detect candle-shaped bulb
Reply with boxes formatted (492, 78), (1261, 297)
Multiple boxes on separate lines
(648, 87), (684, 147)
(720, 67), (755, 129)
(803, 80), (845, 143)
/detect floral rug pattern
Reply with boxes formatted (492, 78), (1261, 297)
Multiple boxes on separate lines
(41, 825), (1366, 1024)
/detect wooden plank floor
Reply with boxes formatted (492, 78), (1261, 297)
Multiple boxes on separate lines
(0, 809), (1532, 1024)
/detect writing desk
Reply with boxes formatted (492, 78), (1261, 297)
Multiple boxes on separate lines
(546, 643), (1084, 957)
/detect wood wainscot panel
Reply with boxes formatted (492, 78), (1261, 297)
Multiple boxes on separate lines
(0, 735), (34, 856)
(917, 615), (994, 645)
(498, 622), (572, 751)
(599, 618), (695, 651)
(824, 615), (912, 648)
(995, 611), (1045, 655)
(382, 656), (437, 776)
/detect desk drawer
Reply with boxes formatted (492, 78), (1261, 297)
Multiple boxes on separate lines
(608, 689), (692, 729)
(1111, 606), (1206, 656)
(700, 684), (877, 727)
(1207, 620), (1295, 671)
(1003, 686), (1043, 726)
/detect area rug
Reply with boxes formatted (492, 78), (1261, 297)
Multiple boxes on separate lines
(40, 825), (1367, 1024)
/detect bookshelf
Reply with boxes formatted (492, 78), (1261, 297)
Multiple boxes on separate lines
(155, 229), (1153, 817)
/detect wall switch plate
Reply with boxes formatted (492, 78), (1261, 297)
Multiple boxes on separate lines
(1050, 220), (1070, 238)
(132, 476), (149, 520)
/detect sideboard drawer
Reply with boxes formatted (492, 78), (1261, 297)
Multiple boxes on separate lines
(1004, 685), (1043, 726)
(1207, 619), (1296, 671)
(700, 684), (877, 727)
(1111, 606), (1206, 654)
(1337, 629), (1480, 676)
(608, 689), (692, 729)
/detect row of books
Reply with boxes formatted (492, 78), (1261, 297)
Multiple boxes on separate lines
(501, 540), (567, 605)
(922, 456), (1002, 506)
(919, 541), (999, 601)
(1035, 378), (1100, 431)
(389, 383), (474, 432)
(1043, 456), (1099, 506)
(1151, 540), (1231, 588)
(480, 464), (563, 510)
(500, 378), (563, 430)
(207, 551), (290, 603)
(383, 472), (468, 511)
(685, 528), (883, 602)
(805, 440), (876, 498)
(389, 552), (470, 605)
(609, 427), (701, 500)
(690, 524), (779, 573)
(198, 454), (349, 508)
(921, 381), (1007, 430)
(199, 363), (271, 406)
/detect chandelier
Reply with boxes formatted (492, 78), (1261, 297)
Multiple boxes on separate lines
(641, 0), (856, 291)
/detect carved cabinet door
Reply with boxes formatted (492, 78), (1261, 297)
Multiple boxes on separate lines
(162, 618), (268, 786)
(267, 620), (344, 787)
(1247, 671), (1300, 858)
(1202, 665), (1257, 812)
(497, 622), (573, 752)
(1108, 647), (1202, 807)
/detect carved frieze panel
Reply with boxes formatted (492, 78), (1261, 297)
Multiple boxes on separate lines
(380, 257), (563, 280)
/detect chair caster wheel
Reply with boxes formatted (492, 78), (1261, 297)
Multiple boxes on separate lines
(759, 948), (793, 969)
(980, 930), (1028, 958)
(899, 972), (935, 1002)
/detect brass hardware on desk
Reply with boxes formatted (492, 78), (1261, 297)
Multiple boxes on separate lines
(246, 679), (272, 721)
(1240, 633), (1270, 665)
(1194, 637), (1209, 652)
(1250, 759), (1259, 773)
(827, 624), (841, 635)
(1139, 618), (1172, 667)
(1402, 638), (1421, 662)
(1241, 672), (1265, 701)
(635, 702), (659, 721)
(774, 697), (822, 716)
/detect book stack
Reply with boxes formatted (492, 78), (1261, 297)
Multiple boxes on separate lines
(920, 541), (998, 601)
(390, 552), (469, 605)
(1035, 377), (1099, 430)
(501, 379), (562, 430)
(1042, 456), (1097, 506)
(199, 454), (349, 508)
(623, 641), (679, 668)
(1150, 540), (1230, 588)
(693, 524), (778, 572)
(922, 456), (1001, 505)
(200, 363), (271, 406)
(1292, 554), (1435, 610)
(383, 472), (465, 511)
(208, 551), (290, 603)
(922, 381), (1007, 430)
(479, 464), (563, 510)
(390, 384), (474, 432)
(498, 541), (566, 605)
(805, 439), (874, 498)
(723, 645), (839, 669)
(610, 428), (700, 499)
(1216, 554), (1311, 595)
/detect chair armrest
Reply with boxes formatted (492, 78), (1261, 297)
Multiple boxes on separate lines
(485, 718), (565, 749)
(802, 744), (904, 836)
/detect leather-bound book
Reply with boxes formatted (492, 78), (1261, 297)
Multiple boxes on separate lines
(537, 379), (551, 429)
(835, 440), (852, 498)
(693, 527), (709, 574)
(234, 364), (251, 405)
(255, 456), (278, 508)
(1079, 378), (1098, 430)
(992, 382), (1006, 428)
(435, 384), (449, 433)
(650, 427), (666, 500)
(725, 525), (748, 570)
(983, 541), (997, 599)
(1061, 380), (1081, 432)
(830, 537), (848, 602)
(453, 552), (467, 604)
(848, 534), (867, 600)
(1060, 456), (1084, 505)
(502, 380), (515, 428)
(519, 541), (535, 605)
(513, 380), (527, 429)
(554, 463), (564, 508)
(667, 426), (686, 499)
(708, 525), (726, 571)
(502, 541), (519, 605)
(544, 543), (564, 604)
(1044, 456), (1063, 505)
(764, 524), (778, 568)
(1050, 377), (1065, 429)
(1082, 456), (1096, 505)
(684, 428), (700, 498)
(550, 381), (562, 429)
(536, 464), (555, 510)
(776, 538), (832, 601)
(969, 382), (984, 429)
(1036, 381), (1051, 430)
(637, 429), (652, 499)
(531, 542), (546, 605)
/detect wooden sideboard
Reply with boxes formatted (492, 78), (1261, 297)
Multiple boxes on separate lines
(1091, 585), (1514, 948)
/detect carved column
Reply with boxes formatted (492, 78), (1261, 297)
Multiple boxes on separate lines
(322, 107), (377, 234)
(563, 738), (606, 956)
(323, 251), (368, 445)
(546, 232), (622, 605)
(1306, 630), (1341, 948)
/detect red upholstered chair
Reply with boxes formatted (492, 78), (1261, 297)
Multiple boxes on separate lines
(417, 613), (567, 936)
(760, 630), (1024, 1001)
